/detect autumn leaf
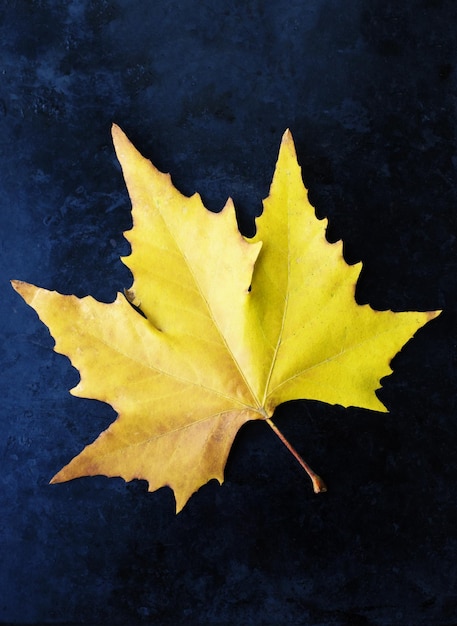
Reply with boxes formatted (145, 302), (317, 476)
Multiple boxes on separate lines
(12, 126), (440, 512)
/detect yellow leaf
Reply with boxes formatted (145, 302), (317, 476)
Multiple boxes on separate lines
(12, 126), (440, 512)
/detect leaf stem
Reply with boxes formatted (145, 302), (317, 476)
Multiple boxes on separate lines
(265, 417), (327, 493)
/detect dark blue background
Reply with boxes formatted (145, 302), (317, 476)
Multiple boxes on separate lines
(2, 1), (457, 624)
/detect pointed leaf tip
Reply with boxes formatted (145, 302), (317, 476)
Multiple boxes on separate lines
(111, 123), (128, 150)
(11, 279), (35, 303)
(278, 128), (298, 161)
(111, 122), (122, 137)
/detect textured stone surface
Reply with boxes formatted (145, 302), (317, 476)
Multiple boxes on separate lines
(1, 1), (457, 624)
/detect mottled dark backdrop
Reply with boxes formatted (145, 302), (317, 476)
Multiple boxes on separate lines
(2, 1), (457, 624)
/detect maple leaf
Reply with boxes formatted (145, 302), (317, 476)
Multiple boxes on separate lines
(12, 126), (440, 512)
